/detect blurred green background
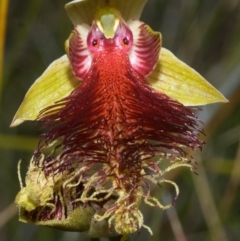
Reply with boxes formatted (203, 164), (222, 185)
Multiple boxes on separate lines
(1, 0), (240, 240)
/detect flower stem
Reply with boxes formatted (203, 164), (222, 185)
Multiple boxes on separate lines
(0, 0), (9, 101)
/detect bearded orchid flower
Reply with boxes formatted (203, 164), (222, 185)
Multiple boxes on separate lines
(13, 0), (227, 239)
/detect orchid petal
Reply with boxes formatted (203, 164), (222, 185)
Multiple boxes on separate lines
(128, 20), (161, 77)
(148, 48), (228, 106)
(68, 24), (93, 80)
(65, 0), (147, 25)
(11, 55), (80, 127)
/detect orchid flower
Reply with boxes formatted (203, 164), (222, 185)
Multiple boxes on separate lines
(13, 0), (227, 239)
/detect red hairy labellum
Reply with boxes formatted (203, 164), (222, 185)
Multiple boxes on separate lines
(40, 48), (202, 166)
(38, 19), (203, 169)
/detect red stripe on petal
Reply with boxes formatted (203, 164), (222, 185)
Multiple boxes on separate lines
(68, 24), (92, 80)
(129, 21), (161, 77)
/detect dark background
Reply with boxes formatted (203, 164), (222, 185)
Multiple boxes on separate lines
(1, 0), (240, 240)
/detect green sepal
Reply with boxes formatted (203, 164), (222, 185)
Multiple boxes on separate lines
(65, 0), (147, 26)
(11, 55), (80, 127)
(18, 205), (95, 232)
(148, 48), (228, 106)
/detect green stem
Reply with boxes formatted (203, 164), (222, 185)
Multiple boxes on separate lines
(0, 0), (9, 103)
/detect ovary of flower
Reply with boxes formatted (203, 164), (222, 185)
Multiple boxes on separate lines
(15, 155), (55, 212)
